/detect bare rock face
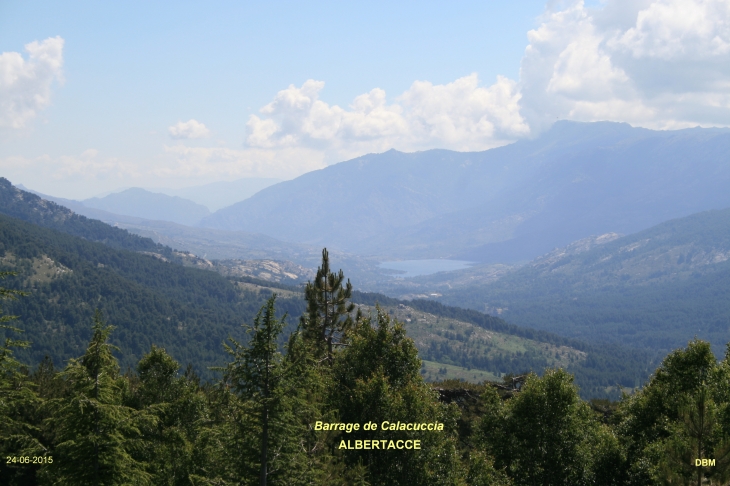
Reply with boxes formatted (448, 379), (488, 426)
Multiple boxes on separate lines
(174, 251), (316, 284)
(174, 251), (214, 268)
(530, 233), (623, 269)
(214, 259), (314, 284)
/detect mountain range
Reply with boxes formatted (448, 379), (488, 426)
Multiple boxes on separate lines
(200, 122), (730, 263)
(20, 122), (730, 270)
(0, 180), (653, 397)
(83, 188), (211, 226)
(147, 177), (282, 211)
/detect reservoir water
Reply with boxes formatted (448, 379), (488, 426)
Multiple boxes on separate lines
(378, 259), (475, 278)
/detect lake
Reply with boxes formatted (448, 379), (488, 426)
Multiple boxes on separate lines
(378, 259), (475, 278)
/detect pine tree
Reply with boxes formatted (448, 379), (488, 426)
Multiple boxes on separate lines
(330, 308), (465, 485)
(221, 294), (310, 485)
(302, 248), (360, 364)
(43, 310), (154, 485)
(134, 346), (207, 485)
(0, 271), (46, 482)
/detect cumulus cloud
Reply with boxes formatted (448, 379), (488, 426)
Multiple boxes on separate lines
(520, 0), (730, 130)
(11, 1), (730, 193)
(0, 36), (65, 129)
(245, 0), (730, 159)
(168, 119), (211, 139)
(245, 74), (529, 158)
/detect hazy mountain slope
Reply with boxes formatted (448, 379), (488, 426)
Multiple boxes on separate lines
(16, 182), (320, 265)
(150, 177), (282, 211)
(201, 125), (630, 247)
(84, 188), (211, 225)
(0, 178), (171, 256)
(0, 208), (653, 396)
(436, 208), (730, 355)
(110, 219), (319, 263)
(0, 213), (307, 376)
(201, 122), (730, 262)
(202, 147), (503, 244)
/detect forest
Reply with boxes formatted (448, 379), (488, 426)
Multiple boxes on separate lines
(0, 207), (654, 398)
(2, 250), (730, 485)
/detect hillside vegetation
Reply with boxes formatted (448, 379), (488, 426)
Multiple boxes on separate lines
(0, 207), (654, 398)
(436, 208), (730, 356)
(0, 214), (306, 376)
(0, 178), (171, 257)
(2, 256), (729, 485)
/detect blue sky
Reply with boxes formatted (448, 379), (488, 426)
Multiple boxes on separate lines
(0, 1), (546, 152)
(1, 0), (728, 198)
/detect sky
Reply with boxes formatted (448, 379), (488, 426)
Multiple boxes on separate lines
(1, 0), (729, 199)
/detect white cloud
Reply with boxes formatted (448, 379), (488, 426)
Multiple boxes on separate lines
(168, 119), (211, 139)
(0, 149), (137, 180)
(399, 75), (530, 148)
(0, 36), (64, 129)
(520, 0), (730, 130)
(612, 0), (730, 60)
(245, 74), (529, 158)
(9, 0), (730, 193)
(245, 0), (730, 161)
(240, 0), (730, 167)
(0, 143), (324, 198)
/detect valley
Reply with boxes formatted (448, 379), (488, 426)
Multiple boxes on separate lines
(4, 122), (730, 399)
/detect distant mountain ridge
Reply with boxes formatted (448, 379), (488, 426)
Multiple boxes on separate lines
(201, 122), (730, 263)
(0, 177), (171, 256)
(148, 177), (282, 212)
(83, 188), (210, 225)
(15, 182), (319, 265)
(0, 176), (659, 396)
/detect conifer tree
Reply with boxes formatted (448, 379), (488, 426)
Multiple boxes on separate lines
(222, 294), (310, 485)
(44, 310), (153, 485)
(134, 346), (207, 485)
(330, 308), (465, 485)
(618, 339), (730, 485)
(302, 248), (360, 364)
(0, 272), (45, 480)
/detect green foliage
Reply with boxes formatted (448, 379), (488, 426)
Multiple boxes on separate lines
(0, 177), (171, 256)
(0, 213), (306, 378)
(0, 271), (45, 483)
(353, 292), (657, 399)
(132, 346), (208, 485)
(481, 368), (626, 485)
(302, 248), (360, 364)
(616, 339), (730, 485)
(195, 295), (320, 485)
(43, 310), (154, 485)
(330, 309), (465, 485)
(221, 295), (306, 484)
(464, 451), (512, 486)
